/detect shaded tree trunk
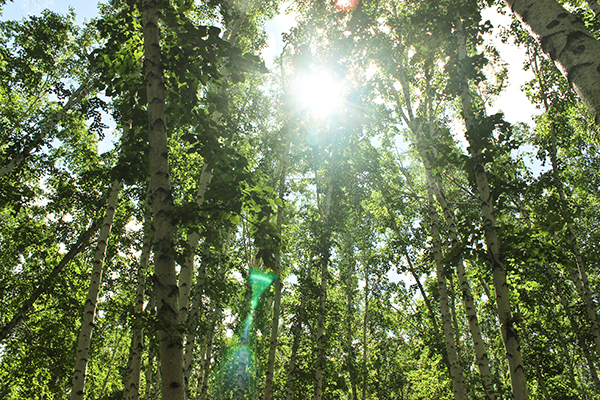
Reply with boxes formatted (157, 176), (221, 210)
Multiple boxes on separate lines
(425, 185), (468, 400)
(263, 119), (293, 400)
(123, 192), (152, 400)
(456, 14), (528, 399)
(503, 0), (600, 123)
(142, 0), (184, 398)
(70, 178), (121, 400)
(312, 180), (333, 400)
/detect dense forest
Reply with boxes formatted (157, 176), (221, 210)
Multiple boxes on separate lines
(1, 0), (600, 399)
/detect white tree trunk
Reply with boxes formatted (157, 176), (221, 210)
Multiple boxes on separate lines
(504, 0), (600, 122)
(456, 15), (529, 400)
(142, 0), (185, 398)
(123, 193), (152, 400)
(70, 178), (121, 400)
(312, 180), (333, 400)
(425, 184), (468, 400)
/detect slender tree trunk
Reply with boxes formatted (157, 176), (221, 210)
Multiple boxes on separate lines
(0, 220), (99, 342)
(555, 273), (600, 393)
(284, 291), (305, 400)
(144, 289), (157, 400)
(0, 71), (96, 178)
(142, 0), (184, 398)
(183, 238), (210, 388)
(426, 185), (468, 400)
(179, 163), (212, 327)
(263, 119), (293, 400)
(502, 0), (600, 123)
(417, 135), (497, 400)
(455, 15), (528, 399)
(123, 193), (153, 400)
(530, 45), (600, 358)
(197, 304), (223, 400)
(312, 179), (333, 400)
(362, 269), (369, 400)
(404, 251), (445, 355)
(70, 178), (121, 400)
(344, 255), (359, 400)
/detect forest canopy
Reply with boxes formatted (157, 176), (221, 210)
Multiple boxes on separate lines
(1, 0), (600, 399)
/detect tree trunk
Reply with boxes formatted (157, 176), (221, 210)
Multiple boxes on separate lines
(555, 273), (600, 393)
(263, 119), (293, 400)
(142, 0), (184, 398)
(144, 289), (157, 400)
(284, 290), (306, 400)
(183, 238), (210, 388)
(456, 14), (529, 400)
(123, 193), (152, 400)
(70, 178), (121, 400)
(179, 163), (212, 327)
(417, 135), (497, 400)
(197, 304), (223, 400)
(312, 180), (333, 400)
(362, 270), (369, 400)
(426, 185), (468, 400)
(503, 0), (600, 123)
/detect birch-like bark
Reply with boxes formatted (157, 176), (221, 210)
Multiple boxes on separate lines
(144, 289), (157, 400)
(123, 193), (152, 400)
(142, 0), (184, 398)
(503, 0), (600, 122)
(197, 304), (223, 400)
(555, 273), (600, 392)
(417, 136), (496, 399)
(426, 186), (468, 400)
(179, 163), (212, 327)
(0, 72), (96, 178)
(70, 178), (121, 400)
(0, 220), (99, 342)
(362, 269), (369, 400)
(529, 45), (600, 358)
(347, 290), (359, 400)
(179, 2), (253, 386)
(284, 288), (306, 400)
(263, 119), (293, 400)
(312, 179), (333, 400)
(456, 14), (528, 400)
(183, 238), (210, 388)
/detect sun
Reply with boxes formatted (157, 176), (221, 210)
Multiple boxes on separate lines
(296, 71), (344, 117)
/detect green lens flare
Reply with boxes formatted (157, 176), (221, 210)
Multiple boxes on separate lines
(221, 268), (279, 396)
(249, 267), (278, 310)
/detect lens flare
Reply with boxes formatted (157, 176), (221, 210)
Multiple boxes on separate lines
(221, 268), (278, 396)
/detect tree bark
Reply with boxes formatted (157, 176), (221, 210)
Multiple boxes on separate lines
(426, 186), (468, 400)
(142, 0), (185, 398)
(70, 178), (121, 400)
(312, 179), (333, 400)
(123, 193), (152, 400)
(417, 135), (497, 400)
(197, 304), (223, 400)
(456, 14), (529, 400)
(263, 119), (293, 400)
(179, 163), (212, 327)
(503, 0), (600, 123)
